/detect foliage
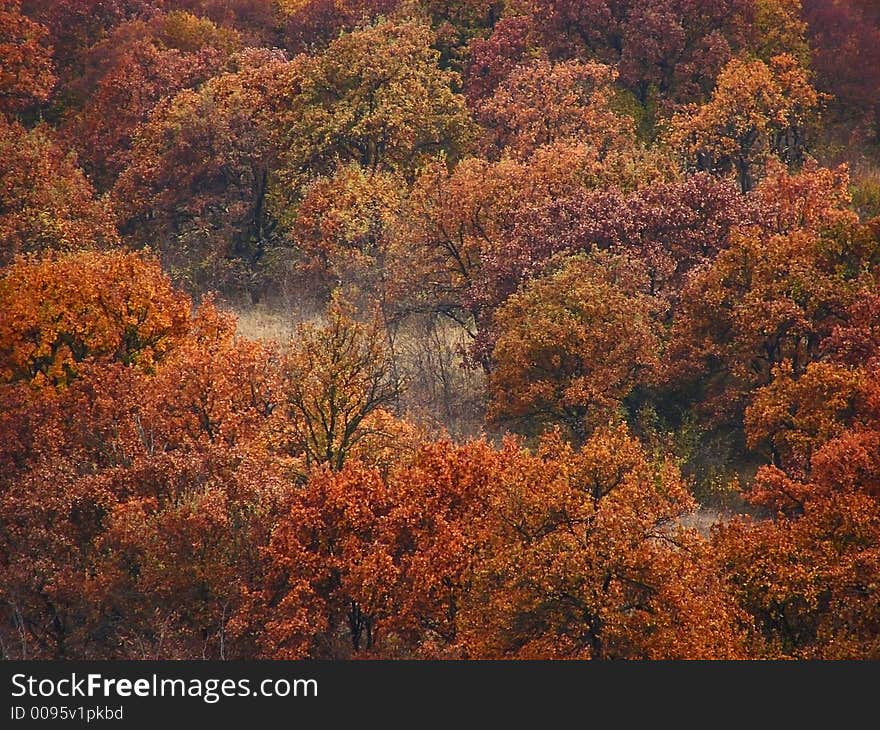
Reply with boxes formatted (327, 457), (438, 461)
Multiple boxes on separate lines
(278, 303), (402, 472)
(0, 119), (118, 265)
(458, 427), (748, 659)
(0, 0), (55, 114)
(664, 223), (874, 423)
(487, 253), (661, 442)
(667, 54), (820, 191)
(113, 54), (286, 298)
(272, 20), (475, 193)
(63, 11), (240, 188)
(291, 163), (405, 304)
(0, 251), (191, 387)
(3, 0), (880, 661)
(474, 59), (633, 160)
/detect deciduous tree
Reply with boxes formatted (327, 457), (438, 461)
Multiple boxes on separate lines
(667, 54), (820, 191)
(715, 491), (880, 658)
(278, 0), (399, 54)
(745, 361), (861, 472)
(664, 225), (870, 423)
(0, 251), (190, 387)
(488, 253), (661, 442)
(471, 0), (755, 108)
(0, 0), (55, 114)
(113, 53), (286, 299)
(64, 11), (240, 187)
(279, 303), (402, 471)
(474, 59), (633, 160)
(458, 426), (747, 658)
(0, 119), (118, 265)
(0, 292), (291, 659)
(390, 141), (652, 349)
(291, 163), (405, 305)
(272, 20), (475, 196)
(802, 0), (880, 138)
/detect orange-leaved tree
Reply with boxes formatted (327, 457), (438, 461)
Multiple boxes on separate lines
(0, 119), (118, 265)
(113, 51), (287, 298)
(0, 291), (294, 659)
(64, 11), (241, 188)
(291, 163), (405, 305)
(715, 489), (880, 658)
(664, 223), (875, 426)
(457, 426), (748, 659)
(0, 251), (191, 387)
(488, 252), (661, 443)
(667, 54), (820, 192)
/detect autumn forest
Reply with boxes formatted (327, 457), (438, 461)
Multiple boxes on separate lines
(2, 0), (880, 660)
